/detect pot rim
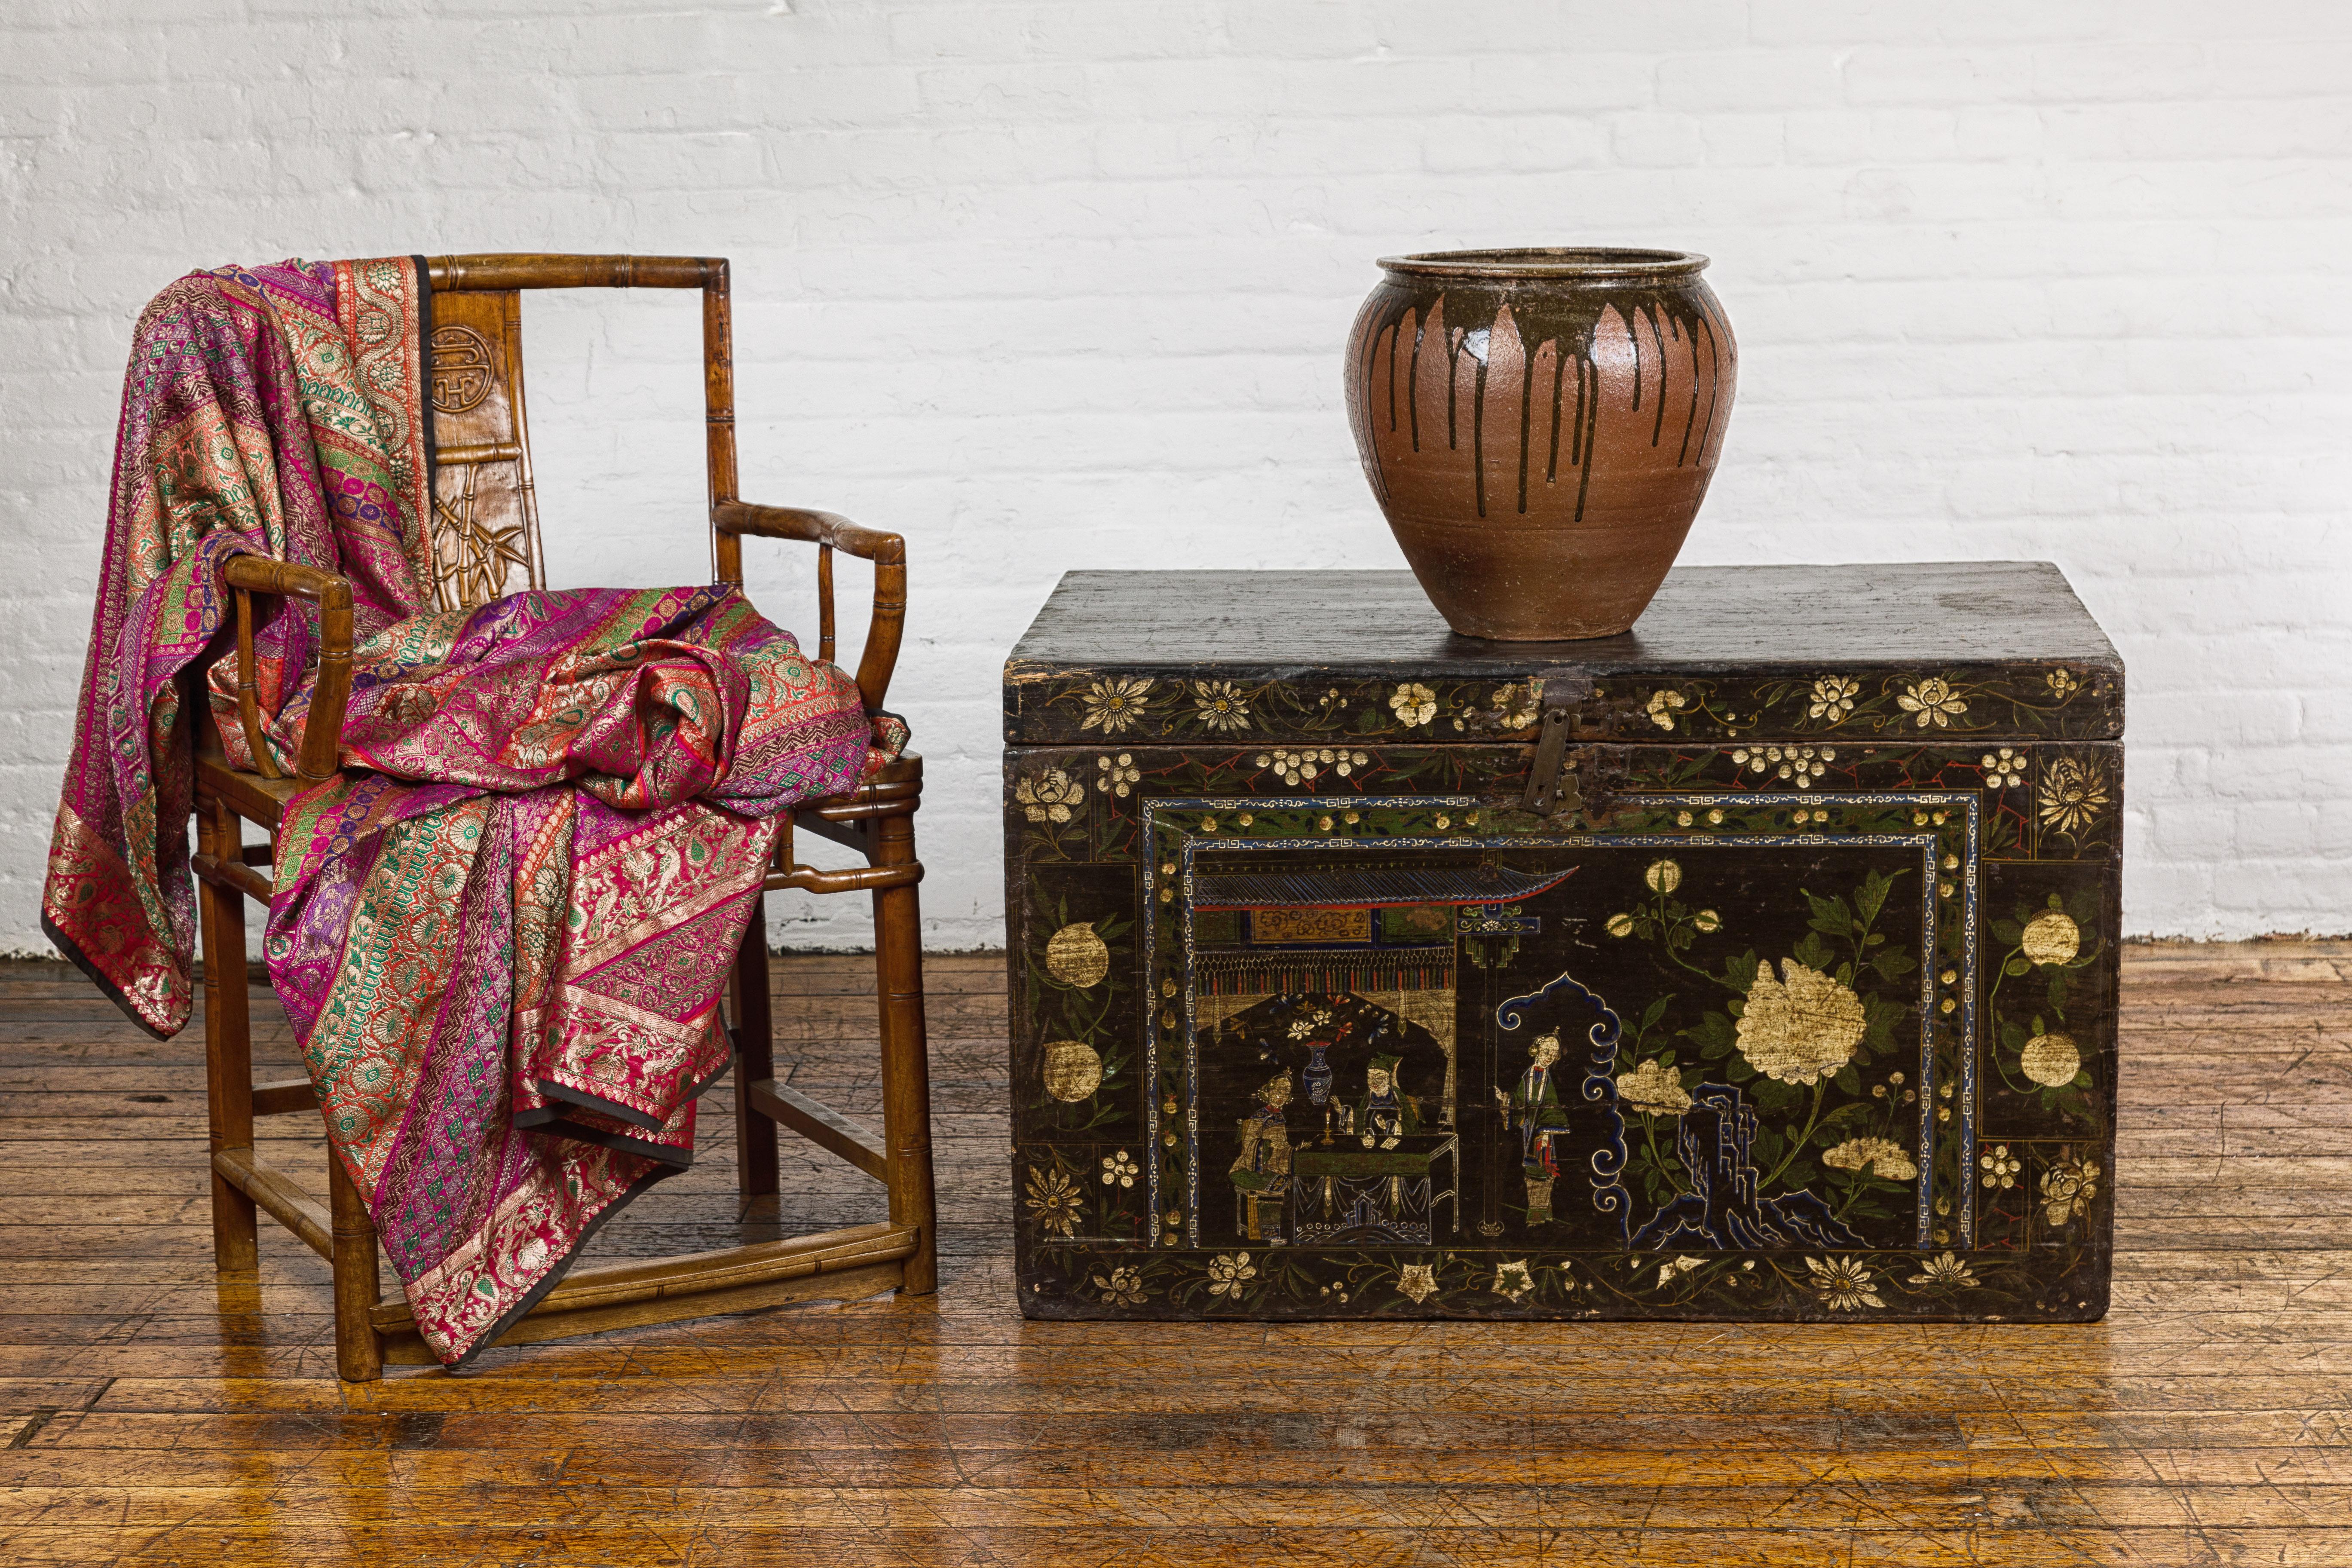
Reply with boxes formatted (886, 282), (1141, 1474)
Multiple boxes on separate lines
(1377, 247), (1709, 281)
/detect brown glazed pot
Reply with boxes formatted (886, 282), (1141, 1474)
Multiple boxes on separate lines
(1345, 248), (1736, 640)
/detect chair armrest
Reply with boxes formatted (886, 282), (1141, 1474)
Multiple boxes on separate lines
(712, 501), (907, 714)
(220, 554), (355, 785)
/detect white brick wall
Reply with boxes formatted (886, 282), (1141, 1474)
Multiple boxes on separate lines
(4, 0), (2348, 951)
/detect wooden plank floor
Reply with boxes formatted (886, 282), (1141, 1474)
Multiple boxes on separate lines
(3, 943), (2350, 1565)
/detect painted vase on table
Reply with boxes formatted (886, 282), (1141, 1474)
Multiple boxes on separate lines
(1345, 248), (1736, 641)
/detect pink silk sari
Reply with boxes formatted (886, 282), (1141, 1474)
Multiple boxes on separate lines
(43, 258), (896, 1363)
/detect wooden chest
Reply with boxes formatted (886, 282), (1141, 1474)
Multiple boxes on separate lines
(1002, 564), (2122, 1322)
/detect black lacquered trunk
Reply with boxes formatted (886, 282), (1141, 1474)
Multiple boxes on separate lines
(1002, 564), (2122, 1322)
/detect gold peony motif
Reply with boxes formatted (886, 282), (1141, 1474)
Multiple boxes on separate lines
(2037, 757), (2109, 837)
(1044, 922), (1111, 988)
(1041, 1039), (1103, 1102)
(1388, 682), (1437, 727)
(2021, 910), (2081, 966)
(1093, 1266), (1148, 1305)
(2041, 1155), (2100, 1227)
(1736, 959), (1868, 1086)
(1396, 1262), (1439, 1304)
(1896, 677), (1969, 728)
(1192, 680), (1251, 732)
(1024, 1166), (1085, 1237)
(1808, 676), (1860, 722)
(1493, 1259), (1535, 1301)
(1206, 1252), (1256, 1298)
(2020, 1031), (2082, 1088)
(1806, 1255), (1885, 1311)
(1907, 1251), (1979, 1288)
(1615, 1059), (1693, 1117)
(1080, 676), (1152, 733)
(1645, 858), (1681, 894)
(1822, 1136), (1919, 1181)
(1645, 689), (1687, 731)
(1016, 768), (1086, 824)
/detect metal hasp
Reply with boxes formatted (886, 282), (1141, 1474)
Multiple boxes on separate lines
(1520, 668), (1593, 815)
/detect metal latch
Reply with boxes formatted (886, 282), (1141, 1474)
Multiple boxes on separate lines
(1521, 668), (1592, 814)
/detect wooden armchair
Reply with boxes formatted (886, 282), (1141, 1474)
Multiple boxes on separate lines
(192, 254), (936, 1380)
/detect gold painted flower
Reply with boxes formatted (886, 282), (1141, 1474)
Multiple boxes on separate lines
(2041, 1155), (2100, 1227)
(1616, 1059), (1692, 1117)
(1694, 909), (1722, 933)
(1605, 913), (1635, 937)
(1896, 678), (1968, 728)
(1493, 683), (1540, 729)
(2037, 757), (2109, 837)
(1041, 1039), (1102, 1101)
(1192, 680), (1251, 732)
(1981, 747), (2024, 789)
(1016, 768), (1085, 824)
(1397, 1262), (1439, 1304)
(1645, 689), (1687, 731)
(1736, 959), (1867, 1087)
(1658, 1255), (1705, 1284)
(1080, 676), (1152, 734)
(1822, 1136), (1919, 1182)
(1907, 1251), (1979, 1289)
(1807, 1255), (1885, 1311)
(1024, 1166), (1084, 1237)
(1206, 1251), (1256, 1298)
(1808, 676), (1860, 722)
(1045, 922), (1111, 988)
(2047, 668), (2080, 698)
(2020, 1031), (2082, 1088)
(2021, 909), (2081, 966)
(1979, 1143), (2021, 1190)
(1093, 1265), (1147, 1305)
(1493, 1259), (1535, 1301)
(1645, 859), (1681, 894)
(1389, 683), (1437, 727)
(1096, 753), (1141, 796)
(1099, 1149), (1139, 1188)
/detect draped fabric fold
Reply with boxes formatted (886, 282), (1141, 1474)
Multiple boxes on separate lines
(43, 258), (894, 1364)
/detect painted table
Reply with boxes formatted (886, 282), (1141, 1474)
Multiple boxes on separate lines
(1002, 564), (2122, 1322)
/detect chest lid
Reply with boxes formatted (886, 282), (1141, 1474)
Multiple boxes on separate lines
(1004, 562), (2121, 747)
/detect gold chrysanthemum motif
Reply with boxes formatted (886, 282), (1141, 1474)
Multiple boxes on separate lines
(1615, 1059), (1692, 1117)
(1045, 922), (1110, 988)
(2037, 757), (2110, 837)
(2021, 910), (2081, 966)
(1806, 1255), (1885, 1311)
(1822, 1136), (1918, 1181)
(1737, 959), (1867, 1086)
(1041, 1039), (1102, 1102)
(1080, 677), (1152, 733)
(1024, 1166), (1085, 1236)
(2020, 1031), (2082, 1087)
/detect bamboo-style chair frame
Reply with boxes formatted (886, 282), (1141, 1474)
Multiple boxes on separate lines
(192, 254), (936, 1380)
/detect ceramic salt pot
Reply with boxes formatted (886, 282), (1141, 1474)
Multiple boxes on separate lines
(1344, 248), (1736, 640)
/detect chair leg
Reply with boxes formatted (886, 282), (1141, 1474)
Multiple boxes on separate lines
(872, 807), (937, 1296)
(732, 894), (781, 1201)
(326, 1150), (384, 1382)
(197, 794), (258, 1274)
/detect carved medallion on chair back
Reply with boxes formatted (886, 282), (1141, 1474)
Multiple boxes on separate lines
(427, 290), (544, 610)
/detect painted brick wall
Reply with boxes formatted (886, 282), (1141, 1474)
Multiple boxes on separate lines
(5, 0), (2348, 952)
